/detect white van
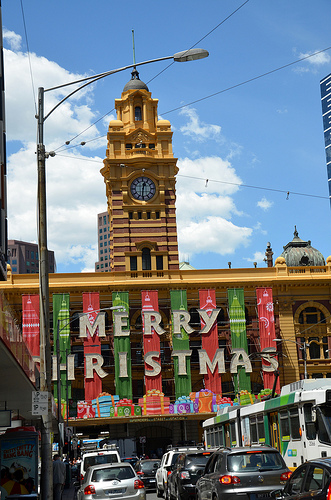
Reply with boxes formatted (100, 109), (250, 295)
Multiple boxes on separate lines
(79, 445), (121, 483)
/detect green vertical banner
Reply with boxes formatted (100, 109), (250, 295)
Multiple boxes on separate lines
(227, 288), (251, 394)
(112, 292), (132, 400)
(53, 293), (71, 401)
(170, 290), (192, 399)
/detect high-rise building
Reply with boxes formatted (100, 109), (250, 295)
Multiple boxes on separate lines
(95, 211), (110, 272)
(320, 73), (331, 205)
(8, 239), (56, 274)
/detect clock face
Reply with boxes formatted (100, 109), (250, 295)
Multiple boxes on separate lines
(130, 176), (156, 201)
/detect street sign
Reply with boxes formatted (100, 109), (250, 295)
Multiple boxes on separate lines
(66, 426), (73, 437)
(140, 436), (146, 444)
(32, 391), (49, 416)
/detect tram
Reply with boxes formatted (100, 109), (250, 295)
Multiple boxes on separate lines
(203, 378), (331, 470)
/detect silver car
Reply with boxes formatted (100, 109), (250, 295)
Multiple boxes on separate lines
(76, 462), (146, 500)
(196, 446), (291, 500)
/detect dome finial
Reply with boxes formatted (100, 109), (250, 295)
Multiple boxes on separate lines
(294, 225), (298, 238)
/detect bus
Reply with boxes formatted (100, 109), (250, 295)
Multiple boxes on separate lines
(203, 378), (331, 470)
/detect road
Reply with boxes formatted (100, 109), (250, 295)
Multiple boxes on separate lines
(147, 489), (159, 500)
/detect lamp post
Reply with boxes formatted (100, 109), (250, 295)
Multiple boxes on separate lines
(273, 338), (309, 379)
(36, 48), (208, 500)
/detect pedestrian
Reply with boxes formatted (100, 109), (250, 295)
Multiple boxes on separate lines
(53, 454), (66, 500)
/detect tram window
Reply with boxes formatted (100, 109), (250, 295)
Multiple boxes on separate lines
(304, 404), (317, 440)
(257, 415), (266, 443)
(230, 422), (237, 446)
(316, 406), (331, 444)
(280, 411), (290, 441)
(290, 408), (301, 439)
(250, 417), (258, 444)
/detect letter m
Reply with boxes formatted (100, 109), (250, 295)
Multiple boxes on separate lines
(79, 313), (106, 339)
(198, 349), (225, 375)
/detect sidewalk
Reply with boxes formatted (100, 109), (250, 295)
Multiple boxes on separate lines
(62, 482), (76, 500)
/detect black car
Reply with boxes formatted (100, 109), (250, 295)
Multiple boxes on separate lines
(166, 450), (214, 500)
(135, 459), (161, 489)
(122, 456), (139, 467)
(196, 445), (291, 500)
(272, 457), (331, 500)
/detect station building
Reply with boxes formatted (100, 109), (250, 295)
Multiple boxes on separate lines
(0, 70), (331, 456)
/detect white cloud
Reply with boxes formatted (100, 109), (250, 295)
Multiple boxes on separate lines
(3, 29), (22, 51)
(179, 107), (221, 141)
(245, 251), (266, 264)
(175, 156), (253, 259)
(257, 197), (273, 211)
(4, 39), (108, 272)
(300, 50), (331, 66)
(178, 216), (252, 257)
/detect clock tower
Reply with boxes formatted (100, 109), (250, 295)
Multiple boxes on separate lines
(100, 69), (180, 274)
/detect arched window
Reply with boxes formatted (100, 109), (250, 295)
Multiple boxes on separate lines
(135, 106), (142, 121)
(142, 247), (151, 270)
(297, 306), (328, 360)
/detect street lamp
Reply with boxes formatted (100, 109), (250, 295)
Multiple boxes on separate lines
(36, 48), (208, 500)
(273, 338), (310, 379)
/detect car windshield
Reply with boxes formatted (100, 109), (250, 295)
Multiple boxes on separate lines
(227, 452), (285, 472)
(140, 461), (160, 472)
(170, 454), (180, 466)
(185, 454), (212, 468)
(84, 454), (118, 471)
(91, 466), (135, 482)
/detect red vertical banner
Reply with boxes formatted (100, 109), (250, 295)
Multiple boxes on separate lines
(22, 295), (40, 359)
(142, 290), (162, 393)
(256, 288), (280, 394)
(199, 289), (222, 395)
(83, 292), (102, 401)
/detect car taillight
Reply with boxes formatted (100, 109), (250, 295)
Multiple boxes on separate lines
(219, 475), (240, 484)
(167, 471), (172, 476)
(326, 482), (331, 500)
(280, 471), (292, 481)
(136, 471), (144, 476)
(81, 474), (84, 481)
(134, 479), (145, 489)
(84, 485), (96, 495)
(180, 471), (190, 480)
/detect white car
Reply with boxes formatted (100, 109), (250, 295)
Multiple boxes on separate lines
(156, 445), (204, 498)
(79, 447), (121, 484)
(77, 462), (146, 500)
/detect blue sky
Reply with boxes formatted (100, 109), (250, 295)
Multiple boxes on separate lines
(2, 0), (331, 273)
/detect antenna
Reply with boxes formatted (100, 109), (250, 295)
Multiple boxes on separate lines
(132, 29), (136, 67)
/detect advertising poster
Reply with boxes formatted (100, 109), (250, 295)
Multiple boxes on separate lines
(0, 431), (38, 499)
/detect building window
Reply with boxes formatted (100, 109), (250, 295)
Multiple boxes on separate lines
(103, 215), (107, 224)
(130, 256), (137, 271)
(156, 255), (163, 270)
(104, 234), (107, 239)
(104, 241), (107, 246)
(104, 227), (107, 232)
(100, 250), (103, 254)
(12, 259), (17, 265)
(142, 248), (151, 270)
(126, 143), (132, 149)
(135, 106), (142, 121)
(129, 212), (133, 220)
(12, 267), (17, 272)
(149, 143), (155, 150)
(138, 212), (142, 219)
(156, 211), (160, 219)
(147, 212), (151, 219)
(99, 229), (102, 233)
(31, 251), (34, 259)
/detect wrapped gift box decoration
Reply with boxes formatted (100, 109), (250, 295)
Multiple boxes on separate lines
(169, 395), (198, 414)
(110, 405), (142, 417)
(92, 393), (120, 417)
(234, 390), (257, 406)
(189, 389), (222, 413)
(77, 401), (95, 419)
(138, 389), (170, 415)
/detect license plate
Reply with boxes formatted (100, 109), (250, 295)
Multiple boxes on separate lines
(250, 494), (271, 500)
(106, 489), (123, 495)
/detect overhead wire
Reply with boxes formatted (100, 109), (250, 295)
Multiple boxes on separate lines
(54, 152), (329, 201)
(51, 0), (251, 153)
(20, 0), (37, 116)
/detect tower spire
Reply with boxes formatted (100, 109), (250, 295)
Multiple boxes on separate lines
(132, 29), (136, 67)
